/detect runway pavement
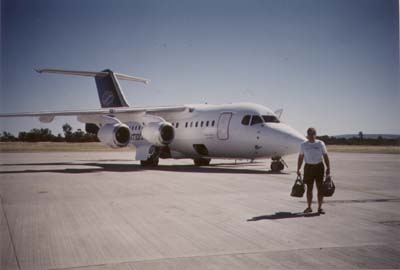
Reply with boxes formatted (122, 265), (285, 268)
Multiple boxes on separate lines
(1, 152), (399, 269)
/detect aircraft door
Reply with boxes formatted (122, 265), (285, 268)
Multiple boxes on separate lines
(217, 112), (233, 140)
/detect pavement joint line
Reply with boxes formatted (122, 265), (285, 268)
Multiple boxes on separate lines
(0, 193), (21, 269)
(46, 243), (389, 270)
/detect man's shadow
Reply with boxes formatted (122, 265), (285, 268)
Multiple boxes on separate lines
(247, 211), (320, 221)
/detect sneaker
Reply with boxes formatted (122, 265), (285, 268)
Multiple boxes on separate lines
(318, 208), (325, 214)
(303, 207), (312, 213)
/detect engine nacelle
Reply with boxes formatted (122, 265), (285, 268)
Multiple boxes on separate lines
(97, 123), (131, 148)
(141, 122), (174, 146)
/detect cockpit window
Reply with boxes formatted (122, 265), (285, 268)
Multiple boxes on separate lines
(262, 115), (280, 123)
(241, 115), (251, 125)
(251, 115), (263, 125)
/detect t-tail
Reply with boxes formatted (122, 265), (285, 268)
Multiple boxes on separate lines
(35, 69), (150, 108)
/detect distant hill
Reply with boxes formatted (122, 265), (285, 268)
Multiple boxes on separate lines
(333, 134), (400, 139)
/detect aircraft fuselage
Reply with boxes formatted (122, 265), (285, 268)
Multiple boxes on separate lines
(129, 102), (306, 160)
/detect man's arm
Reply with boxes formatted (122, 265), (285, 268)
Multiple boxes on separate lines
(323, 153), (330, 175)
(297, 154), (304, 176)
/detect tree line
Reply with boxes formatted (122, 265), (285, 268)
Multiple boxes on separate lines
(0, 123), (98, 142)
(317, 135), (399, 146)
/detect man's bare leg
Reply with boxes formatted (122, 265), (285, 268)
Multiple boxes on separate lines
(318, 192), (323, 209)
(304, 185), (313, 213)
(307, 190), (313, 208)
(317, 191), (325, 214)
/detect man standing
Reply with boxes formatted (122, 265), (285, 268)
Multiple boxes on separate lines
(297, 127), (331, 214)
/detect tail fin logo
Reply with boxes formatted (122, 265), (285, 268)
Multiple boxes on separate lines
(101, 90), (115, 107)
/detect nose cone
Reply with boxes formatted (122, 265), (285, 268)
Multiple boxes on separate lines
(285, 128), (307, 154)
(263, 123), (306, 156)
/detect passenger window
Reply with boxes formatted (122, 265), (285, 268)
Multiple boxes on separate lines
(176, 122), (179, 128)
(195, 121), (198, 127)
(241, 115), (251, 125)
(211, 120), (215, 126)
(206, 121), (209, 127)
(262, 115), (280, 123)
(200, 121), (204, 127)
(251, 115), (263, 125)
(185, 122), (188, 128)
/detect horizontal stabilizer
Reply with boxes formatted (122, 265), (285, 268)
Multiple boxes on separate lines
(35, 69), (150, 85)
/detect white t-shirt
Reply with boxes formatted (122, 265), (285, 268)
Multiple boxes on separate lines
(299, 140), (327, 164)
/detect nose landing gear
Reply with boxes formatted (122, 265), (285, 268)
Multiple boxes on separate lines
(270, 157), (287, 172)
(193, 158), (211, 166)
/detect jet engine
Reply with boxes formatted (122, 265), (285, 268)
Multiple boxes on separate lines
(141, 122), (174, 146)
(97, 123), (131, 148)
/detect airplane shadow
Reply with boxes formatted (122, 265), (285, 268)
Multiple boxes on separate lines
(0, 161), (290, 175)
(247, 211), (320, 221)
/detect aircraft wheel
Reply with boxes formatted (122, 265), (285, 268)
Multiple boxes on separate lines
(270, 160), (284, 172)
(193, 158), (211, 166)
(140, 156), (159, 167)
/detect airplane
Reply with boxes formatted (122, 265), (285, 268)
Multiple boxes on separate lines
(0, 69), (306, 172)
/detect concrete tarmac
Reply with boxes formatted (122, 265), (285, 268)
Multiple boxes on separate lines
(1, 152), (399, 270)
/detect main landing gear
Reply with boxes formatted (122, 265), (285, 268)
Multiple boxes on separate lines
(140, 155), (159, 167)
(140, 147), (160, 167)
(193, 158), (211, 166)
(270, 157), (287, 173)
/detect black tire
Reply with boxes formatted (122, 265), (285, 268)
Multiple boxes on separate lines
(140, 160), (148, 166)
(193, 158), (211, 166)
(270, 161), (283, 172)
(140, 157), (159, 167)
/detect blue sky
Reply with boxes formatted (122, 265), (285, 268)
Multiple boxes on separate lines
(1, 0), (399, 136)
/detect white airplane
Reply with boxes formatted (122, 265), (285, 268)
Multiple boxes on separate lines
(0, 69), (306, 172)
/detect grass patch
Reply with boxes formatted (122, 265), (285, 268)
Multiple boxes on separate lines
(327, 145), (400, 154)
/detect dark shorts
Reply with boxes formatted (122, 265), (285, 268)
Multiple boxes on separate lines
(304, 162), (324, 193)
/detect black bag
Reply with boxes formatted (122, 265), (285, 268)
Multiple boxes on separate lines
(291, 176), (305, 197)
(322, 175), (335, 197)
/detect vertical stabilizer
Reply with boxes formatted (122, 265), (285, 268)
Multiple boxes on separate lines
(95, 69), (129, 108)
(35, 68), (150, 108)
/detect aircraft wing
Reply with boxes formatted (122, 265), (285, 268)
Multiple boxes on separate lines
(0, 106), (188, 123)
